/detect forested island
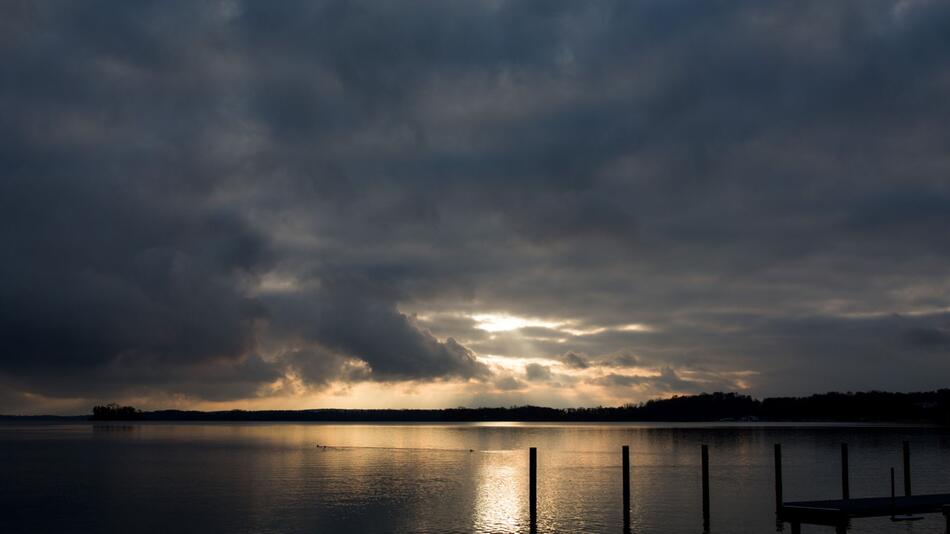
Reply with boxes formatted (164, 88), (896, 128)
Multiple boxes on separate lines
(77, 390), (950, 424)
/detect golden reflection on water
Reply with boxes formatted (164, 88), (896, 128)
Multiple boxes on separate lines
(473, 451), (527, 533)
(8, 423), (947, 534)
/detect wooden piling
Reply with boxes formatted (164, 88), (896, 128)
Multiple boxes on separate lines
(774, 443), (784, 517)
(702, 444), (710, 531)
(529, 447), (537, 528)
(903, 441), (911, 497)
(890, 467), (896, 519)
(841, 443), (849, 500)
(622, 445), (630, 530)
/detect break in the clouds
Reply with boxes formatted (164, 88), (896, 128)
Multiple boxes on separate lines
(2, 0), (950, 413)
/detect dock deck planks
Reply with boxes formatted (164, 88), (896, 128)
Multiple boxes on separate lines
(780, 495), (950, 531)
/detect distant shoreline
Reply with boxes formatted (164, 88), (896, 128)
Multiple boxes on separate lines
(4, 390), (949, 424)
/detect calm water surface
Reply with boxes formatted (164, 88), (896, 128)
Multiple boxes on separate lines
(2, 422), (949, 533)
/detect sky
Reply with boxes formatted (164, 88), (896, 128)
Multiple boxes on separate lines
(2, 0), (950, 414)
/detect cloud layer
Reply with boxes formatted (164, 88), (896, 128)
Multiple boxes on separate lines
(2, 0), (950, 413)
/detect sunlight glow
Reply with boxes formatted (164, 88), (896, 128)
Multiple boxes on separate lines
(560, 326), (607, 336)
(472, 313), (562, 332)
(478, 354), (554, 373)
(474, 452), (526, 533)
(618, 323), (653, 332)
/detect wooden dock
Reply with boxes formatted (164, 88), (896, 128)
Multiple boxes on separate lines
(780, 496), (950, 532)
(774, 441), (950, 533)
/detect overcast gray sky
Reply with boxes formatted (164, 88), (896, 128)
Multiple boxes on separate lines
(3, 0), (950, 414)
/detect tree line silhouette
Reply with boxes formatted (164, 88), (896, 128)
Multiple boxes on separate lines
(91, 403), (143, 420)
(86, 390), (950, 423)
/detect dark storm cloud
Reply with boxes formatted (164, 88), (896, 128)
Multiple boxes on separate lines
(3, 0), (950, 411)
(263, 280), (490, 382)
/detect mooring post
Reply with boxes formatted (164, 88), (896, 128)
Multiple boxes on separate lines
(774, 443), (784, 518)
(841, 443), (850, 500)
(622, 445), (631, 530)
(902, 441), (912, 497)
(890, 467), (896, 520)
(529, 447), (537, 529)
(701, 444), (710, 531)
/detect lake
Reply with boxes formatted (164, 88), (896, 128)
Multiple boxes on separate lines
(2, 422), (949, 533)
